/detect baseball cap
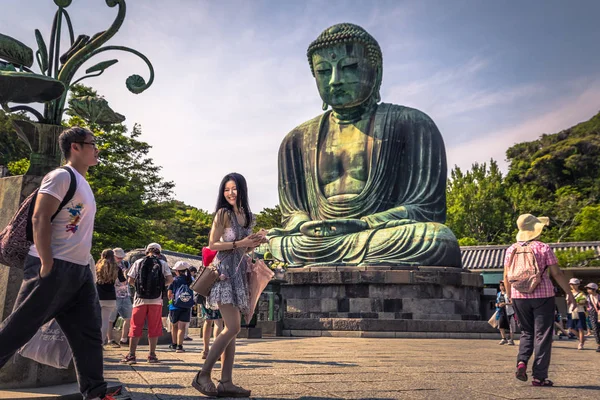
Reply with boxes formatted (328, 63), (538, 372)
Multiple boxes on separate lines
(585, 282), (598, 290)
(173, 261), (191, 271)
(146, 242), (162, 252)
(113, 248), (126, 258)
(569, 278), (580, 285)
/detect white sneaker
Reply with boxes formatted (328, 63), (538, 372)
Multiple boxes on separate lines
(507, 339), (515, 346)
(499, 339), (508, 345)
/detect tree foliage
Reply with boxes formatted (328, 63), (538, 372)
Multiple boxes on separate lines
(255, 206), (282, 231)
(0, 110), (30, 168)
(447, 110), (600, 245)
(447, 160), (513, 244)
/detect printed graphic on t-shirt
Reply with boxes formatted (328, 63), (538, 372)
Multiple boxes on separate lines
(66, 202), (84, 233)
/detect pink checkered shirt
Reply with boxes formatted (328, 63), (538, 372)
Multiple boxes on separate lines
(504, 241), (558, 299)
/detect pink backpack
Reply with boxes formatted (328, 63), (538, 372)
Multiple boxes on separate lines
(0, 167), (75, 269)
(505, 242), (544, 294)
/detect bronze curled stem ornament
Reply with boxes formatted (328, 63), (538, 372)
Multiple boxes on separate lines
(0, 0), (154, 175)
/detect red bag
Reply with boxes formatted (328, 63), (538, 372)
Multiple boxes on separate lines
(202, 247), (218, 267)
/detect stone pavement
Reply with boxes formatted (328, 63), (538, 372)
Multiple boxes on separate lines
(102, 336), (600, 400)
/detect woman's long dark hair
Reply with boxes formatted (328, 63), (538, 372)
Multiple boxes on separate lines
(215, 172), (252, 229)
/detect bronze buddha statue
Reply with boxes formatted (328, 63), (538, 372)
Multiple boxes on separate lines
(268, 23), (461, 268)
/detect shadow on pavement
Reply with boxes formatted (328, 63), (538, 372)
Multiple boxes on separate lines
(558, 385), (600, 390)
(243, 358), (358, 367)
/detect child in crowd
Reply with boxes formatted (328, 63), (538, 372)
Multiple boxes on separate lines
(168, 261), (195, 353)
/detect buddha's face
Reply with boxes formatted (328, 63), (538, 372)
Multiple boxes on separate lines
(312, 42), (377, 109)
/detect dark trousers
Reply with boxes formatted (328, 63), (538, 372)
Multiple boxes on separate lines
(590, 308), (600, 346)
(0, 256), (106, 399)
(513, 297), (555, 380)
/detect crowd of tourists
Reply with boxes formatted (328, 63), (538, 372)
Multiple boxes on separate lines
(0, 127), (266, 399)
(495, 278), (600, 352)
(0, 124), (599, 400)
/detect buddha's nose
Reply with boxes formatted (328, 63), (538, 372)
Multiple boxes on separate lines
(330, 67), (342, 86)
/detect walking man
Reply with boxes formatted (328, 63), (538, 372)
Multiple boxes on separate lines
(121, 243), (172, 364)
(504, 214), (575, 387)
(0, 127), (113, 399)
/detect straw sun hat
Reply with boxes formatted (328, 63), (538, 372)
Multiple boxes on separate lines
(516, 213), (550, 242)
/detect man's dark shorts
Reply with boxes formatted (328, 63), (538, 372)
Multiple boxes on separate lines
(169, 307), (191, 323)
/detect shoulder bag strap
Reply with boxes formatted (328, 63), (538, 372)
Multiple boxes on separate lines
(50, 166), (77, 221)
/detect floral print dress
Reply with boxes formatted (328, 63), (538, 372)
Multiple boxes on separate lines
(206, 209), (254, 315)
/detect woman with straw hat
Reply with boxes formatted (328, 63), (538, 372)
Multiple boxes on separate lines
(504, 214), (575, 387)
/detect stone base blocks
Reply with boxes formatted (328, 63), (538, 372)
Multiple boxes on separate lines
(281, 266), (495, 336)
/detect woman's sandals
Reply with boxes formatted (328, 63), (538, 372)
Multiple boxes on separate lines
(192, 371), (218, 397)
(217, 380), (251, 398)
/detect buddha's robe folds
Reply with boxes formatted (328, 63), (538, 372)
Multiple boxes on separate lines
(269, 103), (462, 267)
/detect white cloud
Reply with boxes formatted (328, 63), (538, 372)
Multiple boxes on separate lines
(446, 79), (600, 172)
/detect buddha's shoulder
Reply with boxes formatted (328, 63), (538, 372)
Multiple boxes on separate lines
(284, 113), (324, 140)
(379, 103), (435, 124)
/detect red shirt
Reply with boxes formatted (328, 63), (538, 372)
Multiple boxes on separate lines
(504, 241), (558, 299)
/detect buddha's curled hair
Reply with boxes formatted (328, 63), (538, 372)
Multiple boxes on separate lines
(306, 23), (383, 76)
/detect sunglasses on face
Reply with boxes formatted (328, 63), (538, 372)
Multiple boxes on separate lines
(75, 141), (98, 149)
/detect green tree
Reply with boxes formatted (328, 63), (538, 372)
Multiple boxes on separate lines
(446, 159), (513, 244)
(152, 201), (213, 254)
(63, 85), (176, 256)
(0, 110), (30, 170)
(505, 111), (600, 242)
(572, 205), (600, 241)
(255, 206), (282, 231)
(7, 158), (30, 175)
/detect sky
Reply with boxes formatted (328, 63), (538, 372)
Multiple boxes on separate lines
(3, 0), (600, 212)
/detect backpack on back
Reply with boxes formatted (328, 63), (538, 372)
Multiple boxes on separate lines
(505, 242), (544, 294)
(135, 256), (165, 299)
(173, 280), (195, 308)
(0, 167), (76, 269)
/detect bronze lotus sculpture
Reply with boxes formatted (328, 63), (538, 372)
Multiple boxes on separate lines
(0, 0), (153, 175)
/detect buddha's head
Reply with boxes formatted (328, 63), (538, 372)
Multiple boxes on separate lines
(307, 23), (382, 110)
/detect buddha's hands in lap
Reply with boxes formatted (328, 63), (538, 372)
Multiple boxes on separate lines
(360, 207), (409, 229)
(299, 219), (369, 237)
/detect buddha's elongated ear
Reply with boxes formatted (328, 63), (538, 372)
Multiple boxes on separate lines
(373, 65), (383, 103)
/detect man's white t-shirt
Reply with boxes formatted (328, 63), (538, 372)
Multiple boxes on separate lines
(128, 257), (172, 307)
(28, 166), (96, 266)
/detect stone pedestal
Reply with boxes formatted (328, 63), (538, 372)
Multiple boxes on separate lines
(0, 175), (77, 389)
(281, 266), (496, 337)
